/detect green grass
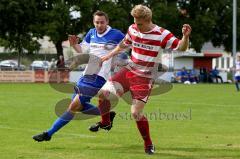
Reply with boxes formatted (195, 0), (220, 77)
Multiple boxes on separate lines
(0, 83), (240, 159)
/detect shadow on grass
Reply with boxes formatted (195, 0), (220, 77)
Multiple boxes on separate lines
(158, 147), (240, 158)
(87, 145), (240, 158)
(45, 146), (66, 150)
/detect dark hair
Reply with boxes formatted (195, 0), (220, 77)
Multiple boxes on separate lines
(93, 10), (109, 22)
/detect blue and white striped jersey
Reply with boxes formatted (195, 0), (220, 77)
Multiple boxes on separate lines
(80, 26), (124, 80)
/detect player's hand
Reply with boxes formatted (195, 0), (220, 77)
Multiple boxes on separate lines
(101, 54), (112, 63)
(182, 24), (191, 37)
(69, 61), (77, 70)
(99, 54), (112, 67)
(68, 35), (79, 46)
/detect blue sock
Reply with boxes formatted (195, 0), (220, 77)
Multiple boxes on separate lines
(81, 102), (100, 115)
(47, 111), (74, 137)
(236, 82), (239, 91)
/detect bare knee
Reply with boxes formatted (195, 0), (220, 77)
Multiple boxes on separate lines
(98, 90), (109, 100)
(131, 109), (142, 121)
(68, 102), (81, 112)
(131, 100), (145, 120)
(99, 89), (121, 101)
(68, 95), (82, 112)
(99, 81), (124, 100)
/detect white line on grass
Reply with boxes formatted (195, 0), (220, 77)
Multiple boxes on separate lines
(0, 125), (96, 138)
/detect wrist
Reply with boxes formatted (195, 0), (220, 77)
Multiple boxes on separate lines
(72, 44), (79, 47)
(182, 35), (189, 40)
(109, 51), (115, 58)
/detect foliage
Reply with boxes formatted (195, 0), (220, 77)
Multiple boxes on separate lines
(0, 0), (40, 55)
(0, 0), (239, 57)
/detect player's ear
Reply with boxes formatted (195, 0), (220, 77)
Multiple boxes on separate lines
(92, 16), (96, 25)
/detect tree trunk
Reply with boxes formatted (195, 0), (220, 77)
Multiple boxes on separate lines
(17, 47), (21, 70)
(17, 35), (22, 70)
(55, 40), (63, 58)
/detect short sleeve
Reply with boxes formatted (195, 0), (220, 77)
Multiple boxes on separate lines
(160, 29), (180, 50)
(122, 27), (133, 47)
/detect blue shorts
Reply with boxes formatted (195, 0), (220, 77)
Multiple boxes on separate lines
(72, 74), (106, 106)
(235, 76), (240, 81)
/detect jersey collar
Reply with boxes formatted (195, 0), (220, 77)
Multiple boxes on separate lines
(97, 26), (111, 37)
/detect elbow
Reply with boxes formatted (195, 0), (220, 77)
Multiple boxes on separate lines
(177, 46), (188, 52)
(177, 43), (189, 52)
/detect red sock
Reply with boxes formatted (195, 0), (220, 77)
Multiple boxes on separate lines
(98, 99), (111, 125)
(136, 116), (152, 148)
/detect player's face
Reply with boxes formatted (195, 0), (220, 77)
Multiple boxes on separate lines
(134, 18), (151, 32)
(93, 15), (108, 34)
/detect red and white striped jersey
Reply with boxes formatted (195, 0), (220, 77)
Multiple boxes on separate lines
(123, 24), (180, 78)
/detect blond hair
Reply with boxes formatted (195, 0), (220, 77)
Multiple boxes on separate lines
(131, 4), (152, 21)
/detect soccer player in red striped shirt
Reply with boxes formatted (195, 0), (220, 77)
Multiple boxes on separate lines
(89, 4), (191, 154)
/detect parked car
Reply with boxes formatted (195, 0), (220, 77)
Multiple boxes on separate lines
(0, 60), (26, 70)
(30, 60), (50, 70)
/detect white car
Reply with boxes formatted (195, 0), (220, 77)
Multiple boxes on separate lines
(0, 60), (25, 70)
(30, 60), (50, 70)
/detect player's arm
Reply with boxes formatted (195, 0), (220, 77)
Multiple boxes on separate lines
(101, 39), (129, 62)
(177, 24), (191, 51)
(68, 35), (83, 53)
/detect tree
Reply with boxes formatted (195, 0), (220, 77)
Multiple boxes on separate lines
(0, 0), (40, 67)
(36, 0), (240, 55)
(1, 0), (238, 61)
(92, 0), (132, 32)
(36, 0), (99, 58)
(211, 0), (240, 52)
(174, 0), (240, 52)
(37, 0), (71, 58)
(148, 0), (216, 52)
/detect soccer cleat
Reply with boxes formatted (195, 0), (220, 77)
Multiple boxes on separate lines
(145, 145), (155, 155)
(109, 111), (116, 122)
(32, 132), (51, 142)
(89, 111), (116, 132)
(89, 122), (111, 132)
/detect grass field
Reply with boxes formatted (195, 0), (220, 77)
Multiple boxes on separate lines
(0, 83), (240, 159)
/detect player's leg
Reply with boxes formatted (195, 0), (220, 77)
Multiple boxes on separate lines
(73, 85), (100, 116)
(79, 74), (118, 125)
(218, 75), (223, 83)
(131, 99), (154, 154)
(89, 68), (129, 132)
(129, 72), (154, 154)
(45, 74), (108, 136)
(32, 94), (83, 142)
(235, 76), (240, 91)
(32, 75), (103, 141)
(48, 94), (82, 135)
(89, 81), (125, 132)
(215, 76), (219, 83)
